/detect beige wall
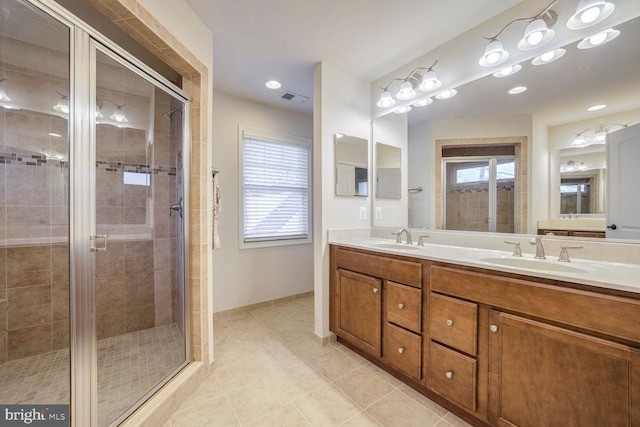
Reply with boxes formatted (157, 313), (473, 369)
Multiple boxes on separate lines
(211, 90), (314, 313)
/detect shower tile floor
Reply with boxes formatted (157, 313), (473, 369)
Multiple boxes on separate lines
(0, 323), (185, 427)
(166, 295), (473, 427)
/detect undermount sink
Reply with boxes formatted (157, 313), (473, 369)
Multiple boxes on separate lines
(479, 257), (586, 274)
(372, 242), (421, 251)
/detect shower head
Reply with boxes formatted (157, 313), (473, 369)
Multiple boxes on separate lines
(162, 108), (183, 119)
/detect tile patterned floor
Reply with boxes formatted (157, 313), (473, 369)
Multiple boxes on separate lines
(167, 295), (473, 427)
(0, 323), (185, 427)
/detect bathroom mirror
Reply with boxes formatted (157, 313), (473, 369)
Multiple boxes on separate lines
(559, 146), (606, 215)
(374, 4), (640, 240)
(335, 133), (368, 197)
(375, 143), (401, 199)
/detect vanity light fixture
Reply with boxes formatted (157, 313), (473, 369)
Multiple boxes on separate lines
(435, 88), (457, 100)
(577, 28), (620, 49)
(567, 0), (615, 30)
(508, 86), (527, 94)
(53, 93), (70, 114)
(376, 60), (440, 109)
(565, 160), (577, 171)
(412, 97), (433, 107)
(396, 80), (417, 101)
(531, 48), (565, 65)
(572, 122), (631, 147)
(97, 98), (128, 124)
(480, 0), (558, 67)
(394, 105), (412, 114)
(578, 162), (588, 171)
(593, 127), (608, 143)
(493, 64), (522, 78)
(572, 129), (589, 146)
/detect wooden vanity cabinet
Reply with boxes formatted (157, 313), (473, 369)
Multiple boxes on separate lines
(488, 311), (640, 427)
(330, 245), (640, 426)
(330, 245), (425, 380)
(431, 265), (640, 427)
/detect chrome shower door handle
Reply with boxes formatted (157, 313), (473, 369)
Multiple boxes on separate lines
(90, 234), (108, 252)
(170, 197), (183, 218)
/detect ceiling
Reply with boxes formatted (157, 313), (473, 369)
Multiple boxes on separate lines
(184, 0), (522, 113)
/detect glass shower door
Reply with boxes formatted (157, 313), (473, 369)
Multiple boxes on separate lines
(92, 47), (188, 427)
(0, 0), (71, 421)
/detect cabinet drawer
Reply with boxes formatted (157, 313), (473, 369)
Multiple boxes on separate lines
(430, 293), (477, 355)
(335, 247), (422, 287)
(428, 341), (477, 412)
(385, 323), (421, 380)
(387, 281), (421, 333)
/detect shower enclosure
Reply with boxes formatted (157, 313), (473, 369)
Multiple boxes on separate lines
(0, 0), (190, 425)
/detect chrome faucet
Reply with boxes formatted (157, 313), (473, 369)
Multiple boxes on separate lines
(529, 236), (546, 259)
(395, 228), (413, 245)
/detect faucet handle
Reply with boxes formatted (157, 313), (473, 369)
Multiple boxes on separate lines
(418, 235), (430, 246)
(391, 232), (402, 243)
(558, 246), (583, 262)
(504, 241), (522, 257)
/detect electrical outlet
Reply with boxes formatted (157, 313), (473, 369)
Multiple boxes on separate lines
(359, 206), (366, 220)
(375, 207), (382, 219)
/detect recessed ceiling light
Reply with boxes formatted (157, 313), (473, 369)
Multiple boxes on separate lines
(265, 80), (281, 90)
(587, 104), (606, 111)
(508, 86), (527, 95)
(48, 132), (62, 138)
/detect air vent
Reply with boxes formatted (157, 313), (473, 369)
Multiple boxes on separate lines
(280, 91), (309, 104)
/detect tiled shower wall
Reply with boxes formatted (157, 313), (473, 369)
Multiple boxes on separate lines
(0, 35), (181, 362)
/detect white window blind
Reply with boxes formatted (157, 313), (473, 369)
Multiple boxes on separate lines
(240, 127), (311, 246)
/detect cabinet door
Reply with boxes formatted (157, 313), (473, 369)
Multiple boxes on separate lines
(335, 269), (382, 356)
(489, 311), (640, 427)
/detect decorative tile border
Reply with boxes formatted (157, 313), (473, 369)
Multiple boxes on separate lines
(0, 153), (176, 176)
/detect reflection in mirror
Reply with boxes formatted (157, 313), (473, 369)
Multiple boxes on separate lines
(375, 3), (640, 241)
(559, 146), (606, 215)
(376, 143), (401, 199)
(335, 133), (368, 197)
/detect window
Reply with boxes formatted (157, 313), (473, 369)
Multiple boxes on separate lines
(239, 126), (312, 248)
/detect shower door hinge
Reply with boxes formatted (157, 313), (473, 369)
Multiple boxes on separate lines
(90, 234), (108, 252)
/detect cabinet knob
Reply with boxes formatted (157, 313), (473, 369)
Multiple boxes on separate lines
(398, 347), (405, 354)
(398, 303), (404, 310)
(490, 324), (498, 333)
(446, 319), (453, 327)
(445, 371), (453, 379)
(373, 288), (379, 294)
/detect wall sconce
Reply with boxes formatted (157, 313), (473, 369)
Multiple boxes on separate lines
(376, 61), (441, 109)
(480, 0), (558, 68)
(567, 0), (615, 30)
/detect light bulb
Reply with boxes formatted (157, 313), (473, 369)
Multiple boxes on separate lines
(541, 51), (555, 62)
(396, 81), (416, 101)
(412, 98), (433, 107)
(376, 90), (395, 108)
(581, 6), (600, 24)
(527, 31), (544, 46)
(110, 106), (128, 123)
(590, 31), (608, 45)
(479, 39), (508, 67)
(394, 105), (412, 114)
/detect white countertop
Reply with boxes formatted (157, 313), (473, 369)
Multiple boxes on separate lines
(329, 237), (640, 295)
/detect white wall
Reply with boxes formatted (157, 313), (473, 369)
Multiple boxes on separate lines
(408, 119), (432, 229)
(372, 113), (408, 227)
(211, 90), (314, 312)
(313, 62), (371, 338)
(531, 116), (549, 232)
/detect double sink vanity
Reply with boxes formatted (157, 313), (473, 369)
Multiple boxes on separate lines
(329, 229), (640, 426)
